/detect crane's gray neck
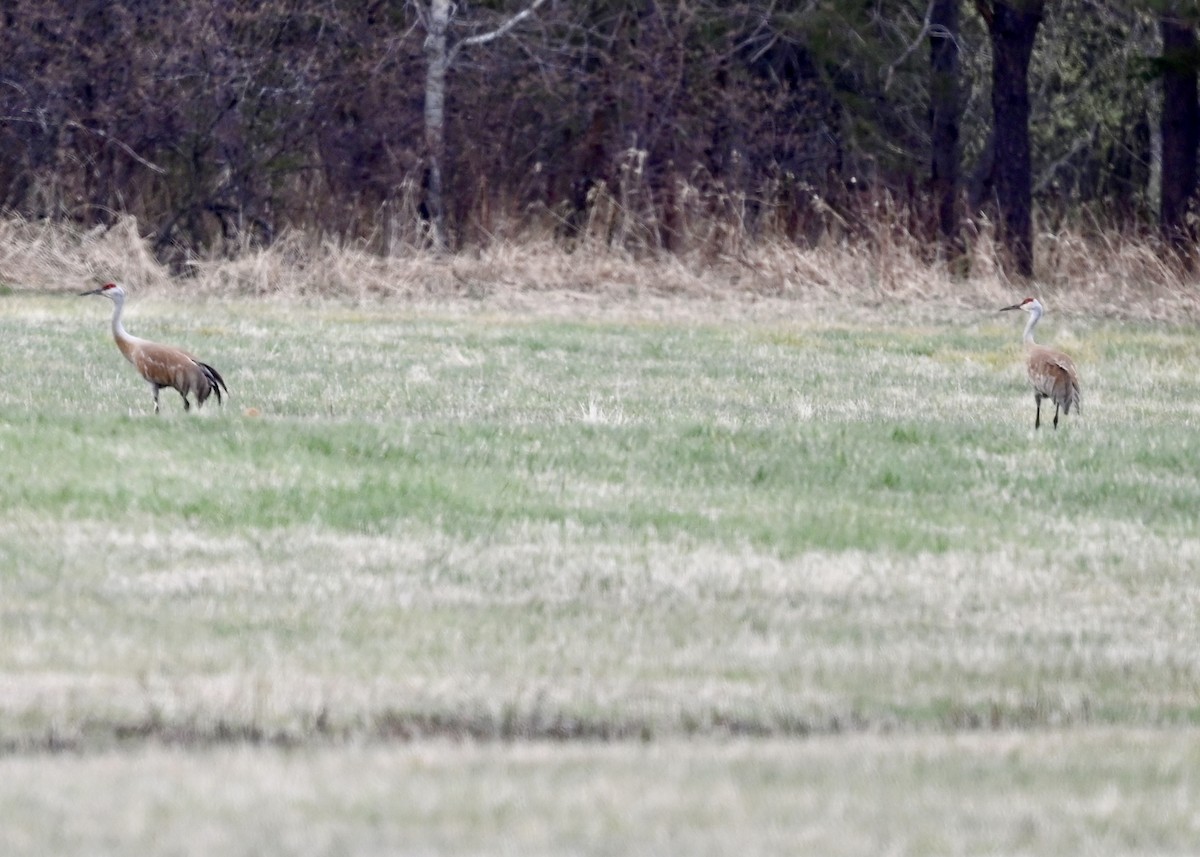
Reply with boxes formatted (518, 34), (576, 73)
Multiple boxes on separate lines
(1022, 306), (1041, 345)
(109, 293), (130, 341)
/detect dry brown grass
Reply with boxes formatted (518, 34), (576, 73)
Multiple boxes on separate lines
(5, 730), (1200, 856)
(2, 213), (1198, 323)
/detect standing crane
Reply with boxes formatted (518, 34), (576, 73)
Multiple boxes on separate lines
(81, 282), (228, 414)
(1001, 297), (1080, 430)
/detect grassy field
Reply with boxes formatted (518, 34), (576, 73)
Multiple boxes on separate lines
(3, 287), (1200, 854)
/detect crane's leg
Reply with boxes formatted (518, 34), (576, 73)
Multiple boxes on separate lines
(1053, 403), (1060, 429)
(1034, 396), (1042, 430)
(180, 390), (191, 411)
(151, 384), (161, 415)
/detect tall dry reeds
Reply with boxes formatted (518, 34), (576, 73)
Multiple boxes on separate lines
(0, 216), (169, 294)
(1, 205), (1196, 323)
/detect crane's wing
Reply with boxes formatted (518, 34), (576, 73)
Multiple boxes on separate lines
(129, 340), (194, 388)
(1028, 346), (1081, 414)
(130, 340), (227, 405)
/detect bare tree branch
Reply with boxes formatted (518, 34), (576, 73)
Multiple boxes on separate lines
(0, 115), (167, 174)
(66, 122), (168, 175)
(450, 0), (549, 62)
(883, 0), (935, 92)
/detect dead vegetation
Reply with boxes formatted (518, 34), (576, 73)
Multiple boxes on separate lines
(1, 212), (1197, 323)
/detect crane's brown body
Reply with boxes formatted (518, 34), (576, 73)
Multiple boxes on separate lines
(1002, 297), (1080, 430)
(1025, 343), (1080, 428)
(82, 282), (228, 413)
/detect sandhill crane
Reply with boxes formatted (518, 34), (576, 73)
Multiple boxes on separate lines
(1001, 297), (1080, 430)
(81, 282), (228, 414)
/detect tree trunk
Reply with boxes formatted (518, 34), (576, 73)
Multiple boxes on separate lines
(423, 0), (451, 252)
(986, 0), (1043, 278)
(929, 0), (961, 255)
(1160, 11), (1199, 253)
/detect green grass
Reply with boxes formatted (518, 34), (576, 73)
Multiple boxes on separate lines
(4, 292), (1200, 853)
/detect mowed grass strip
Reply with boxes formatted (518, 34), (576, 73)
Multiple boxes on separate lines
(2, 731), (1200, 856)
(2, 294), (1200, 745)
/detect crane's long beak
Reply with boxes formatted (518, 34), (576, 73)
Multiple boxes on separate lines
(1000, 304), (1021, 312)
(80, 287), (104, 296)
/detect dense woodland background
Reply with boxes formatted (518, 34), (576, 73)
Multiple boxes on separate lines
(0, 0), (1198, 279)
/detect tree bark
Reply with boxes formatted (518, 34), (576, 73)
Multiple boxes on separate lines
(419, 0), (547, 253)
(1160, 10), (1199, 253)
(423, 0), (451, 252)
(929, 0), (961, 254)
(985, 0), (1043, 278)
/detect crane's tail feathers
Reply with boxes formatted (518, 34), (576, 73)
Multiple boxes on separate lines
(197, 362), (228, 406)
